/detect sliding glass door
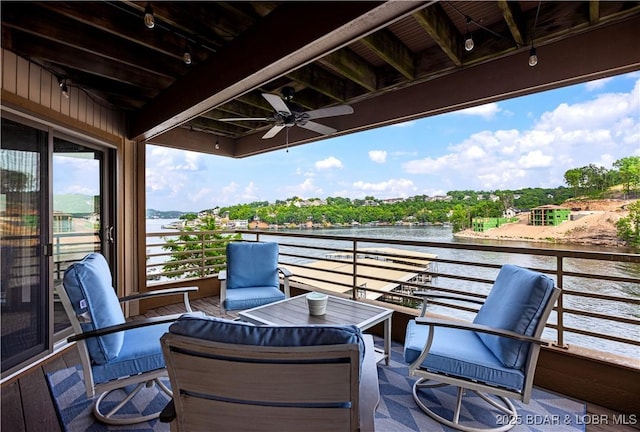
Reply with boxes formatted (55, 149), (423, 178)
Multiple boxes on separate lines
(52, 138), (114, 335)
(1, 117), (115, 375)
(1, 118), (49, 371)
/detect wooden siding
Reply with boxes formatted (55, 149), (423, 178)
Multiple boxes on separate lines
(1, 49), (124, 136)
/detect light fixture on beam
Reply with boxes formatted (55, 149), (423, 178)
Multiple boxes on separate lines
(144, 3), (155, 29)
(528, 46), (538, 67)
(58, 78), (69, 99)
(183, 42), (192, 65)
(464, 16), (474, 52)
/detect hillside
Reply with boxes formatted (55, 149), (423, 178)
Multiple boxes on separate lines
(454, 199), (635, 247)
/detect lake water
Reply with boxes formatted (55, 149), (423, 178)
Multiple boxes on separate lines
(146, 219), (639, 359)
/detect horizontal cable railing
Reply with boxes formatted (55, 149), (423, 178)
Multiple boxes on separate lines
(145, 228), (640, 362)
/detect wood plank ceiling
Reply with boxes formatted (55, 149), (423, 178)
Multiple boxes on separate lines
(2, 1), (640, 157)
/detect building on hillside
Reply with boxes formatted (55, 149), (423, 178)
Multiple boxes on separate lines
(472, 217), (517, 232)
(529, 205), (571, 226)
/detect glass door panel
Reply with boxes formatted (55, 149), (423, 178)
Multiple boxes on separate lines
(52, 139), (106, 334)
(1, 118), (48, 373)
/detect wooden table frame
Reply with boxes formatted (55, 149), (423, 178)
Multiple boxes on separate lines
(239, 294), (393, 365)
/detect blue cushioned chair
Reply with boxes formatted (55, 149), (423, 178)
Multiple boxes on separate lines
(218, 241), (292, 314)
(403, 264), (560, 432)
(59, 252), (198, 425)
(160, 315), (379, 432)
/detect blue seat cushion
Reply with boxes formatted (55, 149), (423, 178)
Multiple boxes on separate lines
(169, 315), (366, 366)
(223, 286), (285, 311)
(473, 264), (555, 369)
(92, 322), (171, 384)
(403, 320), (525, 391)
(226, 242), (279, 290)
(63, 253), (125, 364)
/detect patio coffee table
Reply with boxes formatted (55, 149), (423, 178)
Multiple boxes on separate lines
(239, 294), (393, 365)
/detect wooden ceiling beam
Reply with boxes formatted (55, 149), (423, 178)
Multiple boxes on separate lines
(318, 49), (378, 92)
(233, 15), (640, 157)
(187, 116), (251, 135)
(590, 1), (601, 25)
(8, 31), (173, 89)
(361, 28), (415, 80)
(148, 127), (235, 157)
(497, 0), (526, 47)
(287, 64), (346, 103)
(2, 4), (186, 79)
(413, 3), (462, 67)
(131, 1), (428, 140)
(209, 100), (272, 119)
(35, 1), (211, 63)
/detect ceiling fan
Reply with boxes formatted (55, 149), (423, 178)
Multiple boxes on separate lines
(218, 87), (354, 139)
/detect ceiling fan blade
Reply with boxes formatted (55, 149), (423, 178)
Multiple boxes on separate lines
(299, 121), (336, 135)
(304, 105), (354, 120)
(218, 117), (271, 122)
(262, 124), (285, 139)
(262, 93), (291, 115)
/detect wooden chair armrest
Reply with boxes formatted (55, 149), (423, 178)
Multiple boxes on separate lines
(218, 270), (227, 281)
(68, 314), (185, 343)
(414, 317), (548, 345)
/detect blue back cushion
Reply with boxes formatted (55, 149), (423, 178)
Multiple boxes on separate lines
(63, 253), (125, 364)
(169, 315), (366, 365)
(473, 264), (555, 369)
(226, 242), (279, 290)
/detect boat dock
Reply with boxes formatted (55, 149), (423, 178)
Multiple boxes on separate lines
(284, 247), (437, 300)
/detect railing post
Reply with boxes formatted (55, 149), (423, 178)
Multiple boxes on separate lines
(200, 231), (206, 279)
(555, 255), (566, 348)
(352, 240), (358, 300)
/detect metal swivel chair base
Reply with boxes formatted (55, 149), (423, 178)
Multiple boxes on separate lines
(412, 378), (517, 432)
(94, 378), (173, 425)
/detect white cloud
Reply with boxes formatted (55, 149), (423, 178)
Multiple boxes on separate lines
(391, 120), (416, 127)
(402, 78), (640, 192)
(369, 150), (387, 163)
(281, 178), (323, 199)
(518, 150), (553, 168)
(352, 178), (416, 197)
(315, 156), (343, 170)
(584, 77), (613, 91)
(455, 103), (501, 119)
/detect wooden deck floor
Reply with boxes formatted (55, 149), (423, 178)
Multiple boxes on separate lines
(1, 296), (635, 432)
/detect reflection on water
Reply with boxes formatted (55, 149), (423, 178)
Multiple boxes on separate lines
(147, 220), (639, 359)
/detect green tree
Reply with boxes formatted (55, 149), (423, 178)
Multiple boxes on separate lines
(450, 205), (470, 233)
(161, 216), (241, 279)
(616, 200), (640, 248)
(613, 156), (640, 198)
(564, 168), (582, 196)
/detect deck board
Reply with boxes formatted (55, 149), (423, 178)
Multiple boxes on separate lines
(20, 367), (61, 432)
(1, 295), (633, 432)
(1, 380), (26, 432)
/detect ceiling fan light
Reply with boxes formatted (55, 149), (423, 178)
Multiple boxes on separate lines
(528, 47), (538, 67)
(144, 4), (155, 29)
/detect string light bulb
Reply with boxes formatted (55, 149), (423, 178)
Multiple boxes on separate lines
(144, 3), (155, 29)
(464, 16), (474, 52)
(183, 43), (192, 65)
(215, 137), (220, 150)
(58, 78), (69, 99)
(528, 46), (538, 67)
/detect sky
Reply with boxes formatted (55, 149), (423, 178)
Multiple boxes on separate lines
(143, 71), (640, 212)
